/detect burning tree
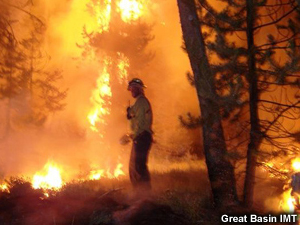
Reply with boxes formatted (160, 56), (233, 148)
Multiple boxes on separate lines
(177, 0), (300, 207)
(0, 0), (67, 138)
(80, 0), (153, 138)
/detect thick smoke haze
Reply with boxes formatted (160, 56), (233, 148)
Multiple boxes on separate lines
(0, 0), (201, 181)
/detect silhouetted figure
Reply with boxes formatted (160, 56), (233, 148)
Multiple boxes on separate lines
(126, 78), (153, 193)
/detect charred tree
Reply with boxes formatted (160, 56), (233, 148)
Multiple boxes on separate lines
(177, 0), (238, 207)
(243, 0), (261, 207)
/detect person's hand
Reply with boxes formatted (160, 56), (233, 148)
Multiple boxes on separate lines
(126, 106), (132, 120)
(119, 134), (131, 145)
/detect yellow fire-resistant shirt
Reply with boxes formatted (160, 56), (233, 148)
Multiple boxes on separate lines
(129, 94), (153, 139)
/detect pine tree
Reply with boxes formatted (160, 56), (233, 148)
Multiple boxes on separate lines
(0, 1), (67, 137)
(177, 0), (239, 207)
(177, 0), (300, 207)
(80, 0), (154, 139)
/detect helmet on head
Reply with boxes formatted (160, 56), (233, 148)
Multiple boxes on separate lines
(127, 78), (146, 90)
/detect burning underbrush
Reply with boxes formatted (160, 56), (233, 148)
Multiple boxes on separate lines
(0, 157), (298, 225)
(0, 163), (212, 225)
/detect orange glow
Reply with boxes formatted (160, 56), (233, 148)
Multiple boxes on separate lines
(89, 163), (125, 180)
(114, 163), (126, 177)
(292, 158), (300, 172)
(280, 189), (296, 213)
(87, 58), (112, 132)
(92, 0), (145, 33)
(32, 162), (63, 190)
(117, 52), (130, 83)
(87, 53), (129, 133)
(117, 0), (144, 22)
(87, 0), (143, 133)
(280, 157), (300, 212)
(93, 0), (112, 32)
(89, 169), (105, 180)
(0, 183), (9, 192)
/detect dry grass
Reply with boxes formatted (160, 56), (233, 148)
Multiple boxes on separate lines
(0, 162), (226, 225)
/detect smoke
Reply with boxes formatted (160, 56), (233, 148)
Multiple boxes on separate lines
(0, 0), (201, 181)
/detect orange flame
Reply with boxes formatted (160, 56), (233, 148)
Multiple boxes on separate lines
(32, 162), (63, 190)
(292, 158), (300, 172)
(280, 157), (300, 212)
(93, 0), (112, 33)
(0, 183), (9, 192)
(117, 0), (144, 22)
(87, 58), (112, 132)
(87, 53), (129, 133)
(87, 0), (142, 133)
(92, 0), (144, 33)
(117, 52), (130, 83)
(89, 163), (125, 180)
(281, 188), (296, 213)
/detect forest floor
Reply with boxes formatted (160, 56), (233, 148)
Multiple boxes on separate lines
(0, 161), (294, 225)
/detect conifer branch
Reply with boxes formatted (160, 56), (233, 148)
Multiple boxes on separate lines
(258, 99), (300, 109)
(257, 34), (299, 49)
(198, 0), (246, 31)
(0, 1), (45, 27)
(263, 100), (300, 133)
(258, 45), (300, 51)
(260, 0), (296, 7)
(254, 5), (298, 30)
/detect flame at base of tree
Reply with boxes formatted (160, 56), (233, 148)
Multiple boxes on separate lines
(280, 158), (300, 213)
(32, 162), (63, 190)
(0, 161), (127, 194)
(87, 58), (112, 133)
(87, 53), (129, 134)
(89, 163), (125, 180)
(280, 188), (296, 213)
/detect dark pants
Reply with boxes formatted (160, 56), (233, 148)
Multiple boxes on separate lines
(129, 131), (152, 190)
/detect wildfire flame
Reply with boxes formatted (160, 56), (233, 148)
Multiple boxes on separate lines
(87, 58), (112, 132)
(117, 52), (130, 83)
(32, 162), (63, 190)
(31, 161), (125, 192)
(117, 0), (144, 23)
(89, 163), (125, 180)
(280, 157), (300, 213)
(0, 183), (9, 192)
(281, 188), (296, 213)
(87, 0), (141, 133)
(292, 158), (300, 172)
(92, 0), (144, 34)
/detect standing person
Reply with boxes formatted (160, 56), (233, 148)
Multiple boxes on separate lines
(126, 78), (153, 193)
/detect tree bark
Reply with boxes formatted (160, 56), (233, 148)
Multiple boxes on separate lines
(177, 0), (238, 207)
(243, 0), (261, 207)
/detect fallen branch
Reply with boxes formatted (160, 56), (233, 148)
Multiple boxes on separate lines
(98, 188), (124, 199)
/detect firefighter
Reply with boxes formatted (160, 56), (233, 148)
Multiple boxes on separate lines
(125, 78), (153, 192)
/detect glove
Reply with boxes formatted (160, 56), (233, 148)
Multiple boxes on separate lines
(119, 134), (131, 145)
(126, 106), (132, 120)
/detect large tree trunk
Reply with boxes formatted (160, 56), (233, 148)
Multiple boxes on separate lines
(243, 0), (261, 207)
(177, 0), (238, 207)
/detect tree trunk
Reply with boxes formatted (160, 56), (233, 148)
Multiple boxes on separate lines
(177, 0), (238, 207)
(243, 0), (261, 207)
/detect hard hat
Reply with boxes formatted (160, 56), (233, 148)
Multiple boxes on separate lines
(127, 78), (146, 90)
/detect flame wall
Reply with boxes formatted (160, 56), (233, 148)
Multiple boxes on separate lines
(0, 0), (199, 180)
